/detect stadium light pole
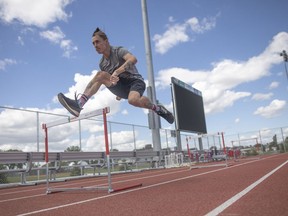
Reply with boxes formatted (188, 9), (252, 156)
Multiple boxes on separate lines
(280, 50), (288, 82)
(141, 0), (162, 151)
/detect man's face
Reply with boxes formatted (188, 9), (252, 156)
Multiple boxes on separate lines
(92, 35), (108, 54)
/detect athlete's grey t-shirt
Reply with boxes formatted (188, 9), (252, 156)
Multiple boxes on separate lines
(99, 46), (143, 80)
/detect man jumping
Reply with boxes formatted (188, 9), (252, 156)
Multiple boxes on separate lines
(58, 28), (174, 124)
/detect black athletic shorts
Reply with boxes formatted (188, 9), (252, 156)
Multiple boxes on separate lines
(107, 74), (146, 99)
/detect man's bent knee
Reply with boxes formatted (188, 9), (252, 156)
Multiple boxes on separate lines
(96, 71), (110, 79)
(128, 97), (138, 106)
(128, 91), (143, 107)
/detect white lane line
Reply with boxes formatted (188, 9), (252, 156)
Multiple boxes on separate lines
(205, 159), (288, 216)
(0, 194), (44, 203)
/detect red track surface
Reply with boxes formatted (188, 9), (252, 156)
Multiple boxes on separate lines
(0, 153), (287, 216)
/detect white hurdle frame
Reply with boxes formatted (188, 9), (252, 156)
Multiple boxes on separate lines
(42, 107), (113, 194)
(188, 133), (229, 170)
(231, 137), (261, 160)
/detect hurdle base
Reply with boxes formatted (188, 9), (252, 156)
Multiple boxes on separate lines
(46, 183), (143, 194)
(190, 163), (229, 170)
(46, 186), (110, 194)
(110, 183), (143, 193)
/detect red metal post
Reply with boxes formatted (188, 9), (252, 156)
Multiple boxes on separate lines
(103, 108), (110, 156)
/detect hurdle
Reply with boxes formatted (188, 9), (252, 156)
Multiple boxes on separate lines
(188, 133), (230, 170)
(42, 107), (142, 194)
(165, 152), (184, 168)
(231, 137), (261, 161)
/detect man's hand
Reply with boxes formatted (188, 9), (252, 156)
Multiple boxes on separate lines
(110, 72), (119, 85)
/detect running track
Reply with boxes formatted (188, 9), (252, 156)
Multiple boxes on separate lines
(0, 153), (287, 216)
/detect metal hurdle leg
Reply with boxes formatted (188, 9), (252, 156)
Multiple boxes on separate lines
(102, 108), (113, 193)
(100, 109), (143, 193)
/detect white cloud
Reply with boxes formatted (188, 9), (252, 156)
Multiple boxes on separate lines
(0, 58), (17, 71)
(157, 65), (253, 114)
(39, 26), (65, 43)
(153, 24), (189, 54)
(186, 16), (217, 33)
(268, 81), (279, 89)
(254, 99), (286, 118)
(235, 118), (240, 123)
(0, 107), (62, 151)
(17, 36), (24, 46)
(0, 109), (147, 152)
(0, 103), (143, 152)
(0, 0), (72, 28)
(156, 32), (288, 114)
(0, 1), (76, 57)
(168, 16), (175, 22)
(252, 93), (273, 101)
(40, 26), (78, 58)
(204, 90), (251, 114)
(153, 15), (218, 54)
(60, 39), (78, 58)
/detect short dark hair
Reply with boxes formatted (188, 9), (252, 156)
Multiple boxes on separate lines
(92, 27), (108, 40)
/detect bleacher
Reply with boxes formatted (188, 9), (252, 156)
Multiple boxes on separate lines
(0, 150), (169, 186)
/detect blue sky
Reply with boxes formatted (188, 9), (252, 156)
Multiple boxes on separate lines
(0, 0), (288, 151)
